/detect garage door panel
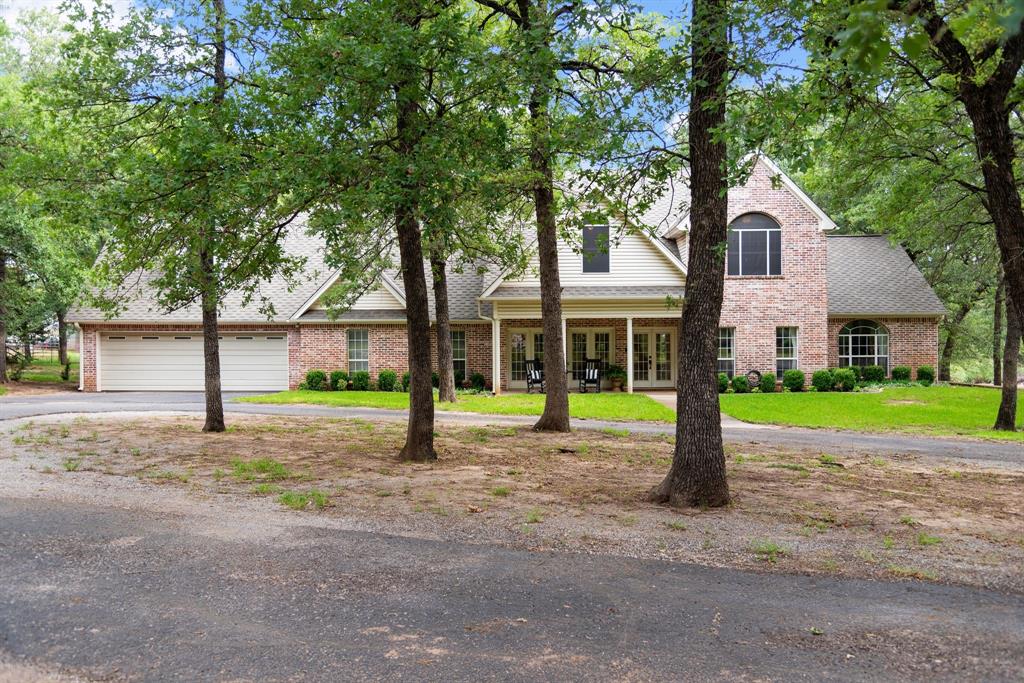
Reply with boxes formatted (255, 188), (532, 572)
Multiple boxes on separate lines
(100, 334), (287, 391)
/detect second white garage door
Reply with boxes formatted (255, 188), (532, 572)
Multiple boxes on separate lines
(99, 333), (288, 391)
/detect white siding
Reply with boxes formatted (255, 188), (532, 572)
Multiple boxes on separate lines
(501, 231), (685, 288)
(495, 299), (681, 319)
(312, 285), (404, 311)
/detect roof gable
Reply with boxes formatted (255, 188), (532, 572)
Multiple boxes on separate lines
(827, 235), (946, 316)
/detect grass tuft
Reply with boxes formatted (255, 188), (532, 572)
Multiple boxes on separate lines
(750, 540), (788, 563)
(279, 489), (329, 510)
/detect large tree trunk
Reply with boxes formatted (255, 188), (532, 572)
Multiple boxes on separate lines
(0, 251), (7, 383)
(649, 0), (730, 508)
(529, 92), (570, 432)
(431, 246), (456, 403)
(394, 9), (436, 462)
(994, 292), (1020, 431)
(57, 309), (69, 367)
(938, 327), (956, 383)
(200, 251), (226, 433)
(993, 279), (1004, 385)
(22, 332), (31, 363)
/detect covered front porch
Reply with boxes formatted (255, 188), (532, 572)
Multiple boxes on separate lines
(487, 314), (682, 394)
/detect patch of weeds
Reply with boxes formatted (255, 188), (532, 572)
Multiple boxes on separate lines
(767, 463), (809, 473)
(617, 514), (638, 527)
(151, 470), (190, 483)
(431, 505), (449, 517)
(887, 565), (937, 581)
(916, 533), (942, 547)
(600, 427), (630, 437)
(130, 448), (142, 457)
(869, 457), (887, 467)
(279, 489), (329, 510)
(506, 468), (522, 476)
(212, 468), (226, 481)
(62, 458), (82, 472)
(59, 426), (70, 439)
(490, 486), (511, 497)
(575, 443), (591, 455)
(898, 515), (918, 527)
(819, 558), (840, 572)
(664, 519), (687, 531)
(818, 454), (841, 467)
(809, 627), (824, 636)
(882, 535), (896, 549)
(12, 436), (27, 446)
(375, 490), (393, 498)
(230, 457), (292, 482)
(252, 483), (281, 495)
(750, 540), (788, 564)
(857, 549), (878, 564)
(525, 508), (544, 524)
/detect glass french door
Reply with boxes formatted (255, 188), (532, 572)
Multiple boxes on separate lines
(632, 329), (674, 387)
(509, 330), (544, 389)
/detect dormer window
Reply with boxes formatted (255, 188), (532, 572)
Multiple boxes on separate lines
(582, 223), (610, 273)
(727, 213), (781, 276)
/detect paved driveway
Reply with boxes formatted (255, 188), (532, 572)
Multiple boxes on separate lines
(2, 391), (1021, 465)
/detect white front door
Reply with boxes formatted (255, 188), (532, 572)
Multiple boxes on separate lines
(508, 329), (544, 390)
(632, 329), (674, 388)
(568, 329), (613, 386)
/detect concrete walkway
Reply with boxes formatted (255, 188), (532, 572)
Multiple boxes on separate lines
(2, 391), (1021, 465)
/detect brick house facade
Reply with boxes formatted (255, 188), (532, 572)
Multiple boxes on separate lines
(70, 157), (944, 393)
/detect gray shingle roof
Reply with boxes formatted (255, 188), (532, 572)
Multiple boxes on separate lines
(827, 235), (946, 316)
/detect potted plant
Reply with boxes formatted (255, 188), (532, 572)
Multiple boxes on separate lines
(606, 364), (627, 391)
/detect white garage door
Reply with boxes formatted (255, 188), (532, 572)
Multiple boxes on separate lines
(99, 333), (288, 391)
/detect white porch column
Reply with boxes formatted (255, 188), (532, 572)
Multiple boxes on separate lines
(626, 317), (633, 394)
(561, 316), (567, 371)
(491, 317), (501, 395)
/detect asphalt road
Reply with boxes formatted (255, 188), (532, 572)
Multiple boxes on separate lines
(1, 391), (1022, 465)
(1, 495), (1022, 682)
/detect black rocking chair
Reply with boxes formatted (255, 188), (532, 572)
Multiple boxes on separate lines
(525, 359), (545, 394)
(579, 359), (602, 393)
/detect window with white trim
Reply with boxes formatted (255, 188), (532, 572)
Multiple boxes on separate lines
(775, 327), (798, 376)
(451, 330), (467, 378)
(727, 213), (782, 276)
(838, 320), (889, 373)
(717, 328), (735, 378)
(347, 329), (369, 373)
(582, 223), (611, 273)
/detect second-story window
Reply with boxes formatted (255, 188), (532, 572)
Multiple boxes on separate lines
(727, 213), (781, 276)
(582, 223), (610, 273)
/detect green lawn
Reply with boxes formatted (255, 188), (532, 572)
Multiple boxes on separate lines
(238, 390), (675, 423)
(17, 352), (80, 384)
(720, 386), (1024, 440)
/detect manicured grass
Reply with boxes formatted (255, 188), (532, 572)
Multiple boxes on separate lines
(15, 352), (80, 385)
(237, 390), (675, 423)
(720, 386), (1023, 440)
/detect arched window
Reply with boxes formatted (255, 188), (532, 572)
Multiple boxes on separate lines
(727, 213), (781, 276)
(838, 320), (889, 372)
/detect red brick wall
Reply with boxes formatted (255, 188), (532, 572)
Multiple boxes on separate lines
(827, 317), (940, 375)
(719, 161), (830, 379)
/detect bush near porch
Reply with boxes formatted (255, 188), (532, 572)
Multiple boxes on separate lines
(720, 386), (1023, 441)
(238, 390), (675, 423)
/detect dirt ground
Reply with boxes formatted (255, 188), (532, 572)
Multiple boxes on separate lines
(5, 414), (1023, 592)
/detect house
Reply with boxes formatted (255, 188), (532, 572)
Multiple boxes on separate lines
(69, 157), (946, 393)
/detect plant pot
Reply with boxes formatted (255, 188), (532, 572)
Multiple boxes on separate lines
(610, 378), (624, 392)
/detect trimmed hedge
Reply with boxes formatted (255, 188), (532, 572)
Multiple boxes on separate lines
(891, 365), (911, 381)
(760, 372), (777, 393)
(782, 369), (805, 392)
(916, 365), (934, 385)
(731, 375), (750, 393)
(378, 369), (398, 392)
(811, 369), (833, 392)
(832, 368), (857, 392)
(718, 372), (730, 393)
(329, 370), (348, 391)
(351, 371), (371, 391)
(401, 371), (411, 391)
(470, 372), (486, 391)
(305, 369), (327, 391)
(862, 365), (886, 383)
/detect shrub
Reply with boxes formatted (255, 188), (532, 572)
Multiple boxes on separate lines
(470, 372), (486, 391)
(329, 370), (348, 391)
(760, 372), (777, 392)
(717, 372), (729, 393)
(811, 369), (833, 392)
(916, 365), (934, 385)
(891, 365), (911, 382)
(401, 371), (411, 391)
(454, 369), (465, 388)
(378, 369), (398, 392)
(731, 375), (750, 393)
(782, 369), (805, 392)
(305, 369), (328, 391)
(431, 371), (440, 388)
(862, 365), (886, 383)
(61, 363), (71, 381)
(832, 368), (857, 392)
(351, 371), (371, 391)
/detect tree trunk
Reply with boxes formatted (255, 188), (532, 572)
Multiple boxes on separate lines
(938, 327), (956, 383)
(394, 8), (436, 462)
(649, 0), (730, 508)
(200, 250), (226, 433)
(0, 251), (7, 383)
(57, 310), (69, 367)
(528, 93), (570, 432)
(962, 90), (1024, 332)
(22, 332), (31, 363)
(431, 246), (456, 403)
(994, 292), (1020, 431)
(993, 279), (1004, 386)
